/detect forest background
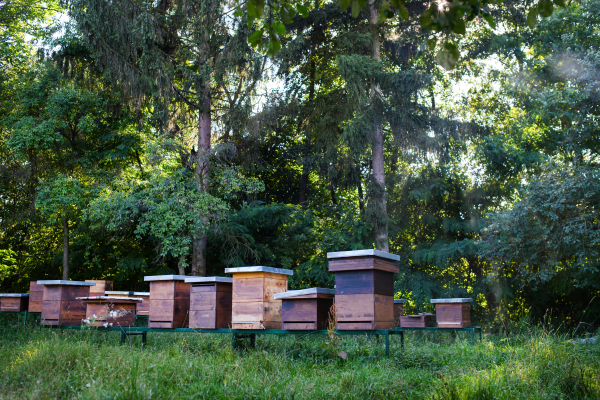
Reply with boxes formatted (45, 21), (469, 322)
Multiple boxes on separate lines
(1, 0), (598, 332)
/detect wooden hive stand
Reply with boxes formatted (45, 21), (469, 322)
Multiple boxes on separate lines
(28, 281), (44, 313)
(393, 299), (407, 327)
(431, 298), (473, 328)
(274, 288), (335, 330)
(0, 294), (29, 312)
(37, 280), (96, 326)
(85, 280), (113, 297)
(328, 249), (400, 330)
(133, 292), (150, 316)
(225, 266), (292, 329)
(185, 277), (232, 329)
(144, 275), (191, 328)
(78, 296), (142, 327)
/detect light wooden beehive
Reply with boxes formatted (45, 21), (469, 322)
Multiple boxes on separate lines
(225, 266), (292, 329)
(431, 298), (473, 328)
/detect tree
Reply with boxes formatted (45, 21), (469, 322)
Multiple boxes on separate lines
(69, 0), (264, 275)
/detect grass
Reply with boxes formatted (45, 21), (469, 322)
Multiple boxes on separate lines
(0, 315), (598, 399)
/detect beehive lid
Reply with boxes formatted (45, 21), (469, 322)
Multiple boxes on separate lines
(273, 288), (335, 300)
(105, 291), (135, 295)
(184, 277), (233, 283)
(430, 298), (473, 303)
(327, 249), (400, 261)
(224, 266), (293, 276)
(0, 293), (29, 297)
(37, 280), (96, 286)
(394, 299), (408, 303)
(143, 275), (192, 281)
(77, 296), (143, 302)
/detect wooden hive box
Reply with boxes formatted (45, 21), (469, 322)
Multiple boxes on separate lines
(431, 298), (473, 328)
(225, 266), (292, 329)
(133, 292), (150, 316)
(0, 294), (29, 312)
(400, 313), (435, 328)
(144, 275), (191, 328)
(78, 296), (141, 327)
(328, 249), (400, 330)
(37, 280), (95, 326)
(274, 288), (335, 330)
(185, 277), (232, 329)
(28, 281), (44, 313)
(394, 299), (407, 327)
(85, 280), (114, 297)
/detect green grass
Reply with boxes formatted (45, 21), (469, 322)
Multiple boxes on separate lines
(0, 315), (598, 399)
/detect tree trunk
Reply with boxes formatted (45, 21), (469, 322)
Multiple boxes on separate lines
(177, 255), (186, 275)
(299, 57), (317, 205)
(369, 0), (389, 252)
(62, 217), (69, 280)
(192, 88), (211, 277)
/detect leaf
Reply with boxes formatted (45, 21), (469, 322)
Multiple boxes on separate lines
(453, 19), (466, 34)
(553, 0), (566, 7)
(338, 0), (351, 11)
(248, 29), (264, 47)
(297, 4), (309, 18)
(272, 22), (286, 36)
(436, 45), (459, 70)
(527, 7), (538, 28)
(539, 0), (553, 17)
(398, 5), (409, 20)
(351, 0), (361, 18)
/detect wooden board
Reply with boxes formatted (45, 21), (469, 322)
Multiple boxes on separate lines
(0, 297), (28, 312)
(28, 281), (44, 313)
(335, 270), (394, 296)
(328, 256), (400, 274)
(85, 280), (113, 296)
(135, 295), (150, 316)
(435, 303), (471, 328)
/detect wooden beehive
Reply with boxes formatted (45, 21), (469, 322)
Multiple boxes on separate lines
(144, 275), (191, 328)
(225, 266), (292, 329)
(400, 313), (435, 328)
(393, 299), (407, 327)
(185, 277), (232, 329)
(0, 294), (29, 312)
(37, 280), (95, 326)
(28, 281), (44, 313)
(78, 296), (141, 327)
(133, 292), (150, 316)
(431, 298), (473, 328)
(85, 280), (114, 297)
(328, 250), (400, 330)
(274, 288), (335, 330)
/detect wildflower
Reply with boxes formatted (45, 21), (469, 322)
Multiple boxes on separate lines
(103, 322), (109, 328)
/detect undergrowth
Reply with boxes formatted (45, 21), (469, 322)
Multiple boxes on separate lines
(0, 314), (598, 399)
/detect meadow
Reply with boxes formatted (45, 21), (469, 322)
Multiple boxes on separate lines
(0, 315), (598, 399)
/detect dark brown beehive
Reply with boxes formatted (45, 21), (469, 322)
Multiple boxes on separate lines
(28, 281), (44, 313)
(78, 296), (141, 327)
(144, 275), (191, 328)
(275, 288), (335, 330)
(328, 250), (400, 330)
(0, 294), (29, 312)
(226, 266), (292, 329)
(431, 298), (473, 328)
(185, 277), (232, 329)
(400, 313), (435, 328)
(37, 281), (95, 326)
(393, 299), (407, 327)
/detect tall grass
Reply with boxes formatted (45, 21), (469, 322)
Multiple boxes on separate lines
(0, 314), (598, 399)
